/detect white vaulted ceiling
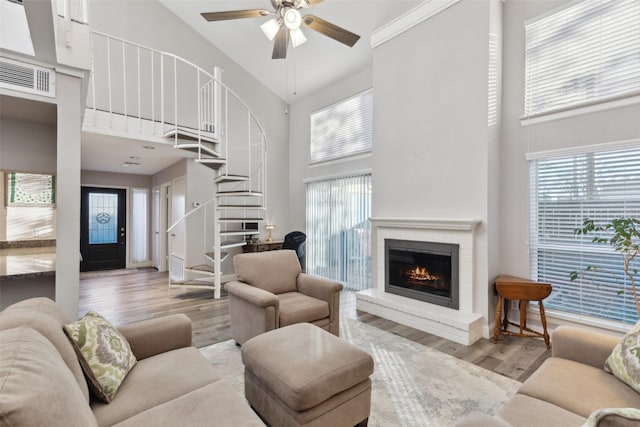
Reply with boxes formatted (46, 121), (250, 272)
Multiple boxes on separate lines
(158, 0), (421, 103)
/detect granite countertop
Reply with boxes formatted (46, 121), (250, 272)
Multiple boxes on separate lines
(0, 247), (56, 280)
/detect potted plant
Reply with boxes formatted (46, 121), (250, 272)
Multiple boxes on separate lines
(571, 217), (640, 318)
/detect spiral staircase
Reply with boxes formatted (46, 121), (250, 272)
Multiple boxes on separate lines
(83, 31), (268, 298)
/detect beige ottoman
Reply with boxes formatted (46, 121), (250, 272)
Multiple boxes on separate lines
(241, 323), (374, 427)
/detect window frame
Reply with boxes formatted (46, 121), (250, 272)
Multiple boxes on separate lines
(309, 88), (373, 165)
(527, 140), (640, 329)
(522, 0), (640, 124)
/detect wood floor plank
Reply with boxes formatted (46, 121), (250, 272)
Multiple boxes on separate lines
(79, 268), (551, 381)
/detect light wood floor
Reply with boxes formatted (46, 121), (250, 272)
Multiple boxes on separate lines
(79, 267), (551, 382)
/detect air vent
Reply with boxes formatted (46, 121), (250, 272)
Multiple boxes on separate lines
(0, 57), (55, 98)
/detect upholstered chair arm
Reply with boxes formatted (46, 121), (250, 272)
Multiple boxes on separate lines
(226, 281), (279, 308)
(226, 281), (279, 345)
(551, 325), (620, 368)
(118, 314), (192, 360)
(297, 274), (343, 303)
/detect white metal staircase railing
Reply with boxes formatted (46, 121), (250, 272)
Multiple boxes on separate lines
(86, 31), (268, 298)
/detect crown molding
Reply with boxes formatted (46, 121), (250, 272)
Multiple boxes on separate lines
(371, 0), (462, 49)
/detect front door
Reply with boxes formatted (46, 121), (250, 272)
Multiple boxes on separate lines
(80, 187), (126, 271)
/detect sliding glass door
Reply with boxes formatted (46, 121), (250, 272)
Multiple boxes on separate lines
(306, 174), (371, 291)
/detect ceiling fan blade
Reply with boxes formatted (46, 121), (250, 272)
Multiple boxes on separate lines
(302, 15), (360, 47)
(298, 0), (324, 8)
(201, 9), (272, 22)
(272, 27), (288, 59)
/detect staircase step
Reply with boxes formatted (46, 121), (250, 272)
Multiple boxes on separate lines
(218, 218), (264, 223)
(220, 230), (260, 237)
(195, 158), (226, 170)
(164, 126), (219, 143)
(214, 175), (250, 184)
(220, 240), (248, 249)
(186, 264), (215, 274)
(204, 251), (228, 262)
(173, 142), (221, 158)
(218, 205), (266, 210)
(217, 191), (263, 197)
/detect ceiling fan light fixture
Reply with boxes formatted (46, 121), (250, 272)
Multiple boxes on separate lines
(261, 18), (281, 41)
(290, 28), (307, 47)
(283, 8), (302, 30)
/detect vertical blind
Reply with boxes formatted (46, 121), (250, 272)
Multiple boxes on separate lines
(310, 89), (373, 164)
(306, 174), (371, 291)
(524, 0), (640, 116)
(132, 188), (149, 263)
(529, 146), (640, 324)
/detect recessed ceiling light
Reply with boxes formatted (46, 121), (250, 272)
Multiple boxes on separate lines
(142, 145), (156, 150)
(122, 161), (141, 167)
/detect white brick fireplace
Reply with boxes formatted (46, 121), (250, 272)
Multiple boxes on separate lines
(356, 217), (484, 345)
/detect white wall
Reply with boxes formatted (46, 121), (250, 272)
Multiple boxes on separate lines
(288, 67), (374, 233)
(372, 0), (498, 326)
(500, 0), (640, 278)
(0, 118), (57, 174)
(89, 0), (290, 236)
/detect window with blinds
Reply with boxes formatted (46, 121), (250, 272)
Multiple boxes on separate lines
(529, 145), (640, 325)
(524, 0), (640, 117)
(310, 89), (373, 164)
(306, 174), (371, 291)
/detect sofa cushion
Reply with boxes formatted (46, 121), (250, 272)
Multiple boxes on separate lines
(234, 250), (300, 294)
(0, 326), (98, 427)
(91, 346), (222, 427)
(277, 292), (330, 327)
(112, 380), (265, 427)
(604, 319), (640, 394)
(498, 394), (586, 427)
(583, 408), (640, 427)
(519, 357), (640, 418)
(64, 310), (137, 403)
(0, 297), (90, 402)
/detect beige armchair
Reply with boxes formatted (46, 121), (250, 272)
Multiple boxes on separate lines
(225, 250), (343, 345)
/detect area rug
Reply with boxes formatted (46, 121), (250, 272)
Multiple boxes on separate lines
(199, 319), (520, 426)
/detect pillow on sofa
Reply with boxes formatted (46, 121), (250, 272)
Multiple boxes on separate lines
(604, 319), (640, 394)
(64, 311), (136, 403)
(582, 408), (640, 427)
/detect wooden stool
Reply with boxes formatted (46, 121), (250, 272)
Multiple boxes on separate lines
(493, 275), (552, 348)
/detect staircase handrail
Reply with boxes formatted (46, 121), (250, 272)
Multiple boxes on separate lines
(166, 197), (217, 233)
(89, 30), (269, 144)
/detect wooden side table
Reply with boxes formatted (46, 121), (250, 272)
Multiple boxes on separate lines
(242, 240), (284, 253)
(493, 275), (552, 348)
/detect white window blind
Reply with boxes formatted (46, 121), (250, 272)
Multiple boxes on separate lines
(530, 146), (640, 325)
(524, 0), (640, 116)
(132, 188), (149, 263)
(310, 89), (373, 164)
(306, 174), (371, 290)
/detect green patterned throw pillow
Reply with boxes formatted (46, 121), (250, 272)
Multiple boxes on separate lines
(582, 408), (640, 427)
(604, 319), (640, 394)
(64, 311), (136, 403)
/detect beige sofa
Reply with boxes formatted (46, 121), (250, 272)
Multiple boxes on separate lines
(0, 298), (264, 427)
(459, 326), (640, 427)
(226, 250), (343, 345)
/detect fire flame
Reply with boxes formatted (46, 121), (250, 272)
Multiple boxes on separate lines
(409, 266), (437, 281)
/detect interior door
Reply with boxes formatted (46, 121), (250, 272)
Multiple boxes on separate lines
(152, 186), (161, 270)
(80, 187), (126, 271)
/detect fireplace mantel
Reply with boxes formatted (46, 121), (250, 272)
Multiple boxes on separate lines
(370, 217), (482, 231)
(358, 217), (484, 345)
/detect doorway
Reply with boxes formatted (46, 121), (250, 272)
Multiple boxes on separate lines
(80, 187), (126, 271)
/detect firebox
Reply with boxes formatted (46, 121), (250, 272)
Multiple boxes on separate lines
(385, 239), (459, 309)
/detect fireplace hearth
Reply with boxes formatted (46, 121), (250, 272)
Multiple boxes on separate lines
(385, 239), (459, 309)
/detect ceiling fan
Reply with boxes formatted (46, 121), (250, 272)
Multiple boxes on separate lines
(201, 0), (361, 59)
